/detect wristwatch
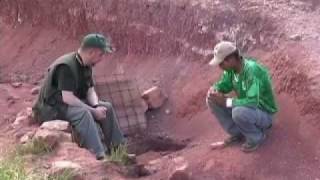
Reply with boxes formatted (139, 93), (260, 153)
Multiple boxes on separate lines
(92, 104), (101, 108)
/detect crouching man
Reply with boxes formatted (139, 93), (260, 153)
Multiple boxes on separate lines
(207, 41), (278, 152)
(33, 33), (125, 160)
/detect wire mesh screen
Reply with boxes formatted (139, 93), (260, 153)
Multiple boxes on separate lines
(95, 74), (147, 135)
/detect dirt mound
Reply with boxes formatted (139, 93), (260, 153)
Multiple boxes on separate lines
(1, 0), (320, 179)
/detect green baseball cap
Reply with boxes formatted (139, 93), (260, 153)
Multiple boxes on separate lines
(81, 33), (113, 53)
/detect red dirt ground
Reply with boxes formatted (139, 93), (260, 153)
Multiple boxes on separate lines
(1, 0), (320, 179)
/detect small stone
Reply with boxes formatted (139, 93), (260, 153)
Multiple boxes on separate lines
(20, 131), (36, 144)
(12, 107), (34, 128)
(52, 161), (81, 170)
(7, 95), (20, 101)
(7, 99), (16, 106)
(169, 169), (191, 180)
(122, 164), (150, 178)
(11, 82), (22, 88)
(17, 107), (33, 117)
(43, 163), (51, 169)
(127, 154), (137, 164)
(12, 115), (29, 128)
(32, 81), (39, 85)
(137, 164), (151, 176)
(49, 161), (84, 179)
(142, 86), (168, 109)
(290, 34), (302, 41)
(31, 86), (40, 95)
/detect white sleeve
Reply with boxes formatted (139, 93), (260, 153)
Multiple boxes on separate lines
(226, 98), (233, 108)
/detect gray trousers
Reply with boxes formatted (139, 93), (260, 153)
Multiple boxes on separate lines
(64, 101), (124, 156)
(207, 98), (273, 144)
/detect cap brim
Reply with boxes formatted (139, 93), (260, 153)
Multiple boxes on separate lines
(209, 56), (221, 66)
(103, 46), (114, 53)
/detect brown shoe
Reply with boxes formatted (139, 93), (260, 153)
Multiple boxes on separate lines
(241, 133), (266, 153)
(210, 135), (244, 150)
(224, 135), (245, 146)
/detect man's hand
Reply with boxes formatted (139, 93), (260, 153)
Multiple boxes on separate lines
(93, 106), (107, 120)
(207, 87), (222, 100)
(207, 87), (226, 107)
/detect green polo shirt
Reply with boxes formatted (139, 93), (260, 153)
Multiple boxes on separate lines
(213, 58), (278, 114)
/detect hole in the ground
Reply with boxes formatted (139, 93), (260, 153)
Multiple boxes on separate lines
(127, 134), (188, 155)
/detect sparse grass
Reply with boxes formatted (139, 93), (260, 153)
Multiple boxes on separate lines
(0, 153), (38, 180)
(108, 144), (130, 165)
(16, 139), (52, 156)
(0, 139), (70, 180)
(47, 169), (77, 180)
(0, 148), (75, 180)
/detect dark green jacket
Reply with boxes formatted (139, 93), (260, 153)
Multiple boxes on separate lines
(33, 52), (80, 123)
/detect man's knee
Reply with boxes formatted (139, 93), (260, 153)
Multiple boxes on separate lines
(232, 106), (253, 124)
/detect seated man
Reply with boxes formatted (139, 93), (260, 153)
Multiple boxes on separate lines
(33, 33), (124, 160)
(207, 41), (278, 152)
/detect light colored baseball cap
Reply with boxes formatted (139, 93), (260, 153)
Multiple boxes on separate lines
(209, 41), (237, 66)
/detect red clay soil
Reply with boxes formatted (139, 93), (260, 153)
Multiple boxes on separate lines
(1, 0), (320, 179)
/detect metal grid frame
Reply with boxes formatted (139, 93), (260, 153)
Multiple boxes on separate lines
(95, 74), (147, 135)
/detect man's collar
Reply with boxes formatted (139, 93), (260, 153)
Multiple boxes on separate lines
(76, 53), (85, 66)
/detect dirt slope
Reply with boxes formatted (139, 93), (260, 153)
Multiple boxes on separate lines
(0, 0), (320, 179)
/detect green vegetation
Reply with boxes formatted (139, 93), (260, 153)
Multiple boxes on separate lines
(47, 168), (77, 180)
(0, 154), (29, 180)
(16, 139), (52, 156)
(0, 141), (72, 180)
(108, 144), (130, 165)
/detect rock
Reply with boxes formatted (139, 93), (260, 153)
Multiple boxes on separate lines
(7, 99), (16, 106)
(290, 34), (302, 41)
(60, 132), (72, 142)
(12, 107), (34, 128)
(11, 82), (22, 88)
(33, 129), (61, 149)
(17, 107), (33, 118)
(40, 120), (70, 133)
(7, 94), (20, 101)
(170, 157), (190, 180)
(31, 86), (40, 95)
(49, 161), (84, 180)
(169, 169), (191, 180)
(121, 164), (150, 178)
(142, 86), (168, 109)
(12, 115), (29, 128)
(20, 131), (36, 144)
(127, 153), (137, 165)
(7, 94), (20, 106)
